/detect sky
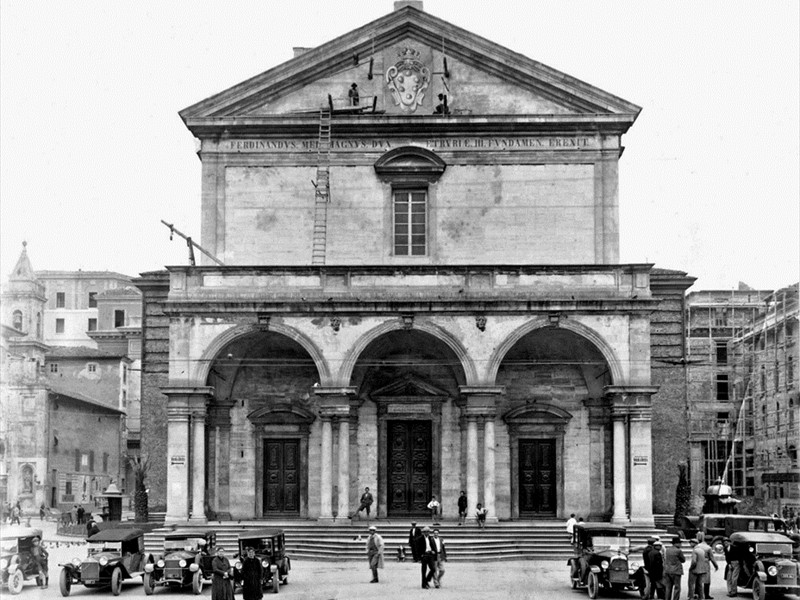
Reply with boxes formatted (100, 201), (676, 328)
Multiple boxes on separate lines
(1, 0), (798, 291)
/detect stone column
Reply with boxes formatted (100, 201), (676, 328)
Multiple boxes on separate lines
(466, 417), (479, 519)
(320, 417), (333, 520)
(337, 417), (350, 520)
(189, 396), (208, 522)
(628, 396), (655, 525)
(483, 417), (496, 520)
(611, 409), (629, 523)
(162, 386), (214, 523)
(208, 402), (233, 520)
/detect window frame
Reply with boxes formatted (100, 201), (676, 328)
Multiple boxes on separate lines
(56, 292), (65, 308)
(392, 187), (428, 257)
(55, 318), (65, 334)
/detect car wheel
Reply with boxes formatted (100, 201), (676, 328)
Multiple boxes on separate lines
(752, 578), (765, 600)
(587, 572), (600, 599)
(8, 569), (24, 595)
(192, 571), (203, 595)
(59, 569), (72, 597)
(143, 572), (155, 596)
(111, 567), (123, 596)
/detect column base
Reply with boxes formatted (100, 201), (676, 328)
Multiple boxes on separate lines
(317, 516), (338, 525)
(628, 517), (655, 527)
(610, 515), (630, 524)
(165, 512), (189, 524)
(188, 514), (208, 524)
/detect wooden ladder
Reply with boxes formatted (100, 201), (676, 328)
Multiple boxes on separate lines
(311, 108), (332, 265)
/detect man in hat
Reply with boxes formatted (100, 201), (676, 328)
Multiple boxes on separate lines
(722, 537), (739, 597)
(416, 526), (438, 589)
(663, 536), (686, 600)
(366, 525), (384, 583)
(644, 537), (665, 599)
(408, 521), (422, 562)
(690, 532), (718, 600)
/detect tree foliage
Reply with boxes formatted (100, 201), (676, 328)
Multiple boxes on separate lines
(674, 461), (692, 525)
(126, 453), (150, 523)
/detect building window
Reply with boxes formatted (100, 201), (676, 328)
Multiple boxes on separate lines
(122, 390), (127, 407)
(790, 399), (796, 431)
(55, 318), (65, 334)
(714, 307), (728, 327)
(788, 356), (795, 388)
(761, 365), (767, 392)
(774, 361), (780, 392)
(87, 363), (97, 373)
(776, 401), (781, 431)
(114, 309), (125, 328)
(88, 292), (97, 307)
(65, 481), (72, 496)
(87, 318), (97, 332)
(56, 292), (65, 308)
(122, 365), (127, 384)
(102, 453), (108, 473)
(716, 373), (729, 401)
(762, 404), (767, 431)
(49, 363), (58, 373)
(715, 341), (728, 365)
(12, 310), (23, 330)
(393, 189), (427, 256)
(81, 453), (89, 469)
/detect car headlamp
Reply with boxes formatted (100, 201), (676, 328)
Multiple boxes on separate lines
(749, 547), (755, 553)
(99, 557), (109, 566)
(235, 562), (242, 570)
(144, 563), (154, 573)
(767, 566), (778, 577)
(178, 560), (187, 568)
(601, 560), (609, 570)
(157, 559), (165, 568)
(0, 558), (8, 570)
(261, 560), (269, 568)
(629, 561), (640, 570)
(189, 563), (199, 572)
(72, 557), (82, 567)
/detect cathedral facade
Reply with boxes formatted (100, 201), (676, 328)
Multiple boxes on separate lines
(137, 3), (692, 524)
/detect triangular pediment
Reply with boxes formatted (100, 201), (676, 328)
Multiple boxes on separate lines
(371, 373), (450, 398)
(180, 6), (640, 126)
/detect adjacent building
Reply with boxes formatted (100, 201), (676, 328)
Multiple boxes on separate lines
(137, 2), (696, 524)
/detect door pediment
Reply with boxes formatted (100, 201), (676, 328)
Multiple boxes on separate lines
(370, 373), (450, 400)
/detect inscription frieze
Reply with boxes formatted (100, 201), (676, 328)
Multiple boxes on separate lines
(221, 136), (594, 153)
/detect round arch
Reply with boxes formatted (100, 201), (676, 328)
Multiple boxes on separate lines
(336, 319), (478, 386)
(485, 317), (624, 385)
(192, 323), (331, 386)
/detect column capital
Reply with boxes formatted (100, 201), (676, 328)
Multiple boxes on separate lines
(604, 385), (658, 414)
(458, 385), (505, 398)
(459, 385), (503, 418)
(315, 386), (357, 420)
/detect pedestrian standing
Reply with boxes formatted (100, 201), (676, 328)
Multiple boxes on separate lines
(366, 525), (384, 583)
(10, 503), (21, 525)
(566, 513), (577, 541)
(39, 503), (46, 521)
(663, 536), (685, 600)
(686, 538), (699, 599)
(431, 529), (447, 588)
(722, 537), (739, 598)
(457, 491), (467, 525)
(427, 495), (441, 523)
(408, 521), (422, 562)
(644, 537), (665, 599)
(353, 487), (373, 519)
(476, 503), (488, 528)
(86, 519), (100, 538)
(416, 526), (437, 589)
(30, 536), (48, 588)
(691, 533), (717, 600)
(240, 547), (263, 600)
(211, 547), (234, 600)
(76, 505), (85, 524)
(70, 505), (78, 525)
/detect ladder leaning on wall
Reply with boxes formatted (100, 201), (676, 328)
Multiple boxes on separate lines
(311, 107), (332, 265)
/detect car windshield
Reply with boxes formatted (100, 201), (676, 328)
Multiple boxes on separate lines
(590, 536), (630, 552)
(242, 539), (272, 554)
(755, 542), (792, 556)
(0, 540), (17, 554)
(88, 541), (121, 554)
(165, 538), (204, 552)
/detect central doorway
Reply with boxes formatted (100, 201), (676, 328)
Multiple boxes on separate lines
(263, 439), (300, 516)
(387, 420), (432, 516)
(519, 438), (557, 516)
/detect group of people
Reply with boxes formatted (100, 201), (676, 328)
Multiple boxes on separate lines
(366, 523), (447, 588)
(2, 501), (22, 524)
(209, 546), (263, 600)
(642, 533), (719, 600)
(354, 487), (488, 527)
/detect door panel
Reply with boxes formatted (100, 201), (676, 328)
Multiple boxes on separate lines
(387, 421), (431, 516)
(263, 439), (300, 515)
(519, 439), (557, 516)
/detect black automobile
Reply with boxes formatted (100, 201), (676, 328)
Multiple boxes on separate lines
(0, 527), (48, 594)
(729, 531), (799, 600)
(670, 513), (788, 555)
(59, 528), (152, 596)
(233, 529), (290, 594)
(143, 529), (216, 595)
(567, 523), (647, 599)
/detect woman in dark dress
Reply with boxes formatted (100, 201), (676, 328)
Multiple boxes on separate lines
(211, 547), (234, 600)
(241, 547), (263, 600)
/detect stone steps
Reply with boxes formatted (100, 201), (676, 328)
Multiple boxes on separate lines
(144, 522), (666, 562)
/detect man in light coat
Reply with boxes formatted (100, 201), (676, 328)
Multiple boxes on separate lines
(690, 533), (718, 600)
(431, 529), (447, 588)
(366, 525), (384, 583)
(663, 536), (686, 600)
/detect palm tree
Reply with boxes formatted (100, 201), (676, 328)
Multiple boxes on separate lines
(127, 453), (150, 523)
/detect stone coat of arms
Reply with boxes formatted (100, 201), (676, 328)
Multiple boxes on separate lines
(385, 47), (431, 112)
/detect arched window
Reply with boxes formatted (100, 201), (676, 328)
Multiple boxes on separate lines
(21, 464), (34, 494)
(12, 310), (23, 331)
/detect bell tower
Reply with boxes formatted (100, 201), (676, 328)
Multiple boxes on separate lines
(2, 241), (47, 341)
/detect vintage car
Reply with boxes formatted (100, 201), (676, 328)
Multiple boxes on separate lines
(143, 529), (216, 595)
(670, 513), (788, 554)
(0, 527), (48, 594)
(567, 523), (647, 599)
(729, 531), (800, 600)
(233, 529), (290, 594)
(59, 528), (152, 596)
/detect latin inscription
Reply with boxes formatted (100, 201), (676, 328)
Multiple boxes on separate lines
(224, 136), (593, 153)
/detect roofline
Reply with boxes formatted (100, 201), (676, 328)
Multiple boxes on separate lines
(48, 390), (126, 415)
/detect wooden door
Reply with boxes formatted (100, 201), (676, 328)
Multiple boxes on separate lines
(263, 439), (300, 516)
(519, 439), (557, 516)
(387, 421), (431, 516)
